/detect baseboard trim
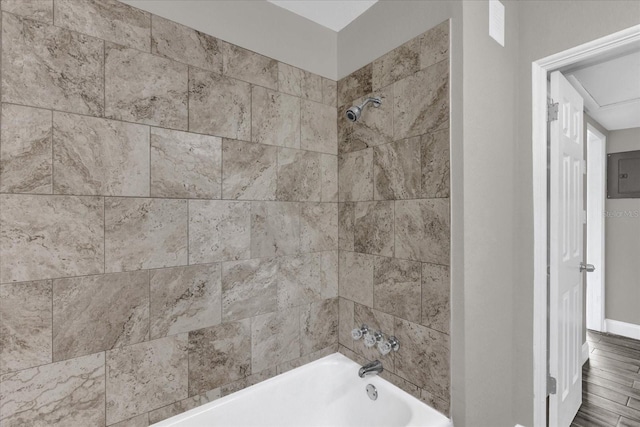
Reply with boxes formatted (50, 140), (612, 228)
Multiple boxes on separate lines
(582, 341), (590, 364)
(604, 319), (640, 341)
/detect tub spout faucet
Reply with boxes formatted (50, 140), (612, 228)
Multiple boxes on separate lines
(358, 360), (383, 378)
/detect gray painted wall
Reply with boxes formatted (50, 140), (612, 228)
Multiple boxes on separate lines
(605, 128), (640, 326)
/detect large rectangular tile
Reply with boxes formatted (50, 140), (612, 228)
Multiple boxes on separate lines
(393, 60), (449, 140)
(148, 395), (207, 425)
(188, 200), (251, 264)
(151, 15), (222, 73)
(420, 20), (449, 70)
(2, 13), (103, 116)
(301, 298), (338, 355)
(0, 353), (105, 427)
(338, 251), (374, 307)
(337, 63), (372, 107)
(252, 86), (301, 149)
(105, 198), (188, 272)
(421, 129), (450, 198)
(338, 149), (373, 202)
(354, 201), (394, 257)
(250, 201), (300, 258)
(338, 87), (393, 154)
(278, 251), (338, 310)
(53, 112), (150, 196)
(222, 139), (277, 200)
(338, 297), (355, 350)
(53, 271), (149, 361)
(395, 199), (450, 264)
(278, 62), (302, 97)
(338, 202), (355, 251)
(105, 43), (188, 130)
(0, 194), (104, 283)
(106, 335), (188, 425)
(220, 368), (276, 397)
(374, 137), (421, 200)
(321, 154), (338, 202)
(251, 308), (300, 372)
(373, 258), (422, 323)
(0, 280), (52, 375)
(322, 78), (337, 107)
(301, 100), (337, 155)
(150, 128), (221, 199)
(277, 345), (338, 375)
(221, 258), (278, 322)
(421, 263), (450, 335)
(110, 413), (149, 427)
(353, 303), (395, 365)
(188, 68), (251, 140)
(150, 264), (222, 339)
(277, 148), (321, 201)
(0, 104), (52, 194)
(1, 0), (52, 22)
(223, 43), (278, 90)
(302, 71), (323, 103)
(54, 0), (150, 51)
(188, 320), (251, 396)
(394, 318), (450, 400)
(372, 36), (420, 90)
(300, 203), (338, 252)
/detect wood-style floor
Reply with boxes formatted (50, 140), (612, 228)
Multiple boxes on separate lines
(571, 330), (640, 427)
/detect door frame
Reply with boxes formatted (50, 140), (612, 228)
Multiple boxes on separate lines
(532, 24), (640, 427)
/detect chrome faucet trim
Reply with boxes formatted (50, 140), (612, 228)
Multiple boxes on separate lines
(358, 360), (383, 378)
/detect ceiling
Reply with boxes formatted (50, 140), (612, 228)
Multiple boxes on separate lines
(267, 0), (377, 32)
(564, 47), (640, 131)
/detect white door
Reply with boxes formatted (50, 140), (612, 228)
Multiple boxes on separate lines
(549, 70), (585, 427)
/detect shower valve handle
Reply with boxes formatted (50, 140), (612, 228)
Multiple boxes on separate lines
(351, 324), (369, 340)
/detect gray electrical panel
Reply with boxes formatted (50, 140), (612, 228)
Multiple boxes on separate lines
(608, 150), (640, 199)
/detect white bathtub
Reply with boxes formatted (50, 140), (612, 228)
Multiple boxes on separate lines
(153, 353), (452, 427)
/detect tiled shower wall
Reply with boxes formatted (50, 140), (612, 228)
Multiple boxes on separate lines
(336, 21), (451, 415)
(0, 1), (338, 425)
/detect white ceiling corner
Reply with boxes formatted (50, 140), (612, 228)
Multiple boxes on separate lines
(267, 0), (378, 32)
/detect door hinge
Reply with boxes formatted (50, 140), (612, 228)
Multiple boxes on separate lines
(547, 376), (557, 395)
(548, 101), (559, 122)
(582, 159), (587, 175)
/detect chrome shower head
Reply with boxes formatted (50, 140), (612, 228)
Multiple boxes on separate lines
(346, 97), (381, 122)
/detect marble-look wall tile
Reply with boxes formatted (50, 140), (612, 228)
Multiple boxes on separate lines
(106, 43), (188, 130)
(354, 201), (394, 257)
(251, 308), (300, 372)
(394, 318), (449, 400)
(222, 139), (277, 200)
(220, 367), (276, 397)
(53, 271), (149, 361)
(338, 87), (393, 154)
(0, 194), (104, 283)
(188, 200), (250, 264)
(2, 13), (104, 116)
(322, 78), (337, 107)
(338, 149), (373, 202)
(372, 37), (420, 90)
(374, 137), (421, 200)
(0, 353), (105, 427)
(151, 128), (221, 199)
(55, 0), (151, 52)
(152, 15), (222, 73)
(277, 345), (338, 374)
(105, 198), (188, 272)
(301, 100), (337, 155)
(277, 148), (321, 202)
(250, 202), (300, 258)
(278, 251), (338, 310)
(321, 154), (338, 202)
(373, 258), (421, 323)
(1, 0), (52, 22)
(106, 335), (188, 425)
(53, 112), (150, 197)
(277, 62), (302, 97)
(301, 298), (338, 355)
(302, 71), (323, 103)
(380, 369), (420, 399)
(150, 264), (222, 339)
(338, 251), (374, 307)
(338, 345), (367, 366)
(420, 20), (449, 70)
(353, 303), (395, 365)
(189, 68), (251, 140)
(337, 64), (372, 107)
(421, 129), (450, 198)
(0, 104), (52, 194)
(338, 202), (355, 251)
(300, 203), (338, 252)
(420, 389), (450, 417)
(0, 280), (52, 375)
(252, 86), (301, 149)
(395, 198), (450, 265)
(393, 60), (449, 140)
(338, 298), (355, 350)
(221, 258), (278, 322)
(148, 395), (205, 425)
(188, 320), (251, 396)
(223, 43), (278, 90)
(110, 413), (149, 427)
(421, 263), (450, 335)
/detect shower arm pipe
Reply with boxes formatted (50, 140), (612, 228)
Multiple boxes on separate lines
(358, 97), (382, 109)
